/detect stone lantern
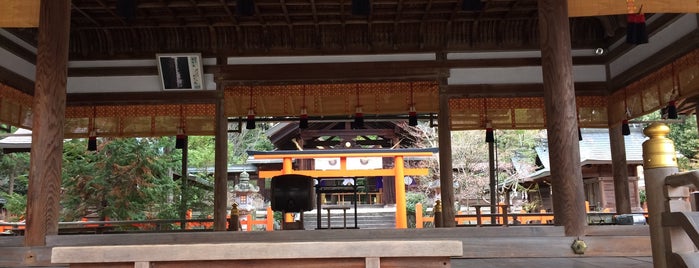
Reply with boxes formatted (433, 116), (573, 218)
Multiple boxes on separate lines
(233, 170), (260, 214)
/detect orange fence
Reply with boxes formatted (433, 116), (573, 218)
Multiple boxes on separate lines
(414, 202), (647, 228)
(1, 207), (276, 235)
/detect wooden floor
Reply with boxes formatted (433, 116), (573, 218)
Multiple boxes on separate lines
(0, 226), (652, 267)
(453, 257), (653, 268)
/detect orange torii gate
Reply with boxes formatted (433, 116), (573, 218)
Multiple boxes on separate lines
(248, 148), (438, 228)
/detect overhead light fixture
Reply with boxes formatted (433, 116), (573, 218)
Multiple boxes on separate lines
(300, 86), (308, 129)
(626, 6), (648, 45)
(87, 130), (97, 151)
(175, 128), (187, 149)
(408, 83), (417, 126)
(409, 106), (418, 127)
(116, 0), (137, 20)
(462, 0), (483, 11)
(352, 0), (370, 16)
(246, 87), (256, 130)
(621, 119), (631, 136)
(483, 98), (493, 143)
(667, 100), (678, 119)
(236, 0), (255, 16)
(246, 108), (256, 130)
(485, 121), (494, 143)
(88, 107), (97, 151)
(300, 107), (309, 129)
(354, 106), (364, 128)
(354, 85), (364, 128)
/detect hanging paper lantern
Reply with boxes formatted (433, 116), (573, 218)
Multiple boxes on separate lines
(485, 122), (494, 143)
(175, 128), (187, 149)
(621, 120), (631, 136)
(408, 105), (418, 127)
(354, 106), (364, 128)
(87, 131), (97, 151)
(626, 13), (648, 45)
(667, 101), (678, 119)
(299, 107), (308, 129)
(246, 108), (256, 129)
(462, 0), (482, 11)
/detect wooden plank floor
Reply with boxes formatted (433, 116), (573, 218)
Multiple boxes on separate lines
(0, 226), (652, 267)
(452, 257), (653, 268)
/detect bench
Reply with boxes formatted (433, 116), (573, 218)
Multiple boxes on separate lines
(52, 240), (462, 268)
(324, 205), (351, 229)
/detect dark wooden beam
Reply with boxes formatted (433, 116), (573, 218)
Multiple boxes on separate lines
(66, 91), (218, 106)
(305, 140), (393, 147)
(446, 82), (607, 98)
(215, 61), (440, 83)
(0, 65), (35, 95)
(67, 56), (605, 78)
(300, 129), (396, 139)
(0, 33), (36, 64)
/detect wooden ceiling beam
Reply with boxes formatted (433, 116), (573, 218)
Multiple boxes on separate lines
(446, 82), (608, 98)
(218, 0), (243, 53)
(215, 61), (440, 82)
(610, 29), (699, 92)
(66, 91), (218, 106)
(300, 129), (396, 139)
(306, 140), (393, 147)
(0, 34), (36, 64)
(67, 56), (603, 77)
(280, 0), (295, 48)
(0, 65), (34, 95)
(71, 16), (542, 30)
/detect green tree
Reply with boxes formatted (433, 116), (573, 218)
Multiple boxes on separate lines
(61, 138), (179, 221)
(668, 115), (698, 159)
(0, 151), (30, 195)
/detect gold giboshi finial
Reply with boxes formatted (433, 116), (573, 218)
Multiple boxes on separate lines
(642, 123), (677, 168)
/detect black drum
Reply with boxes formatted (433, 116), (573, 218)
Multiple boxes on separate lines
(271, 174), (315, 212)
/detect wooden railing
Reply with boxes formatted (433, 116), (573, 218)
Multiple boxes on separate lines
(414, 203), (647, 228)
(0, 207), (275, 235)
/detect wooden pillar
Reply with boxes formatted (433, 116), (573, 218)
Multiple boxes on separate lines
(437, 77), (455, 227)
(538, 0), (587, 236)
(488, 136), (496, 225)
(610, 124), (631, 214)
(179, 134), (189, 230)
(24, 0), (71, 247)
(696, 104), (699, 137)
(214, 91), (228, 231)
(394, 156), (407, 228)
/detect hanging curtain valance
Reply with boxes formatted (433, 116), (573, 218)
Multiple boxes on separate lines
(609, 48), (699, 125)
(0, 84), (33, 129)
(449, 95), (608, 131)
(63, 104), (216, 138)
(224, 81), (440, 118)
(1, 49), (697, 137)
